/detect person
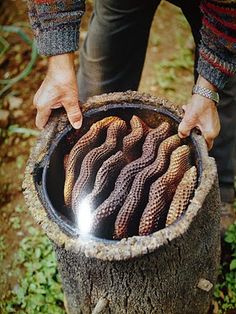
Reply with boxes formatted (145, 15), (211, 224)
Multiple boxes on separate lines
(27, 0), (236, 229)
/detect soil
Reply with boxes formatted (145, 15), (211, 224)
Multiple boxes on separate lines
(0, 0), (196, 306)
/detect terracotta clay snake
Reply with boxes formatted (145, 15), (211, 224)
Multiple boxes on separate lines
(77, 115), (148, 211)
(64, 116), (120, 206)
(63, 115), (198, 239)
(165, 166), (197, 227)
(114, 134), (182, 239)
(72, 118), (128, 213)
(91, 121), (172, 234)
(138, 145), (192, 236)
(122, 115), (149, 161)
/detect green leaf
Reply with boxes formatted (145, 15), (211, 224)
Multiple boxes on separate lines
(225, 233), (236, 244)
(13, 286), (26, 301)
(230, 259), (236, 271)
(35, 247), (41, 259)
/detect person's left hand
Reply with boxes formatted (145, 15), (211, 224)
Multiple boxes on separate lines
(178, 75), (221, 150)
(178, 93), (220, 150)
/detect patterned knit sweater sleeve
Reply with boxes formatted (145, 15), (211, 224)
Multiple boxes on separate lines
(197, 0), (236, 89)
(27, 0), (85, 56)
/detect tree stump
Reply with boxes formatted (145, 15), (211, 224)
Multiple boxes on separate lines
(23, 91), (221, 314)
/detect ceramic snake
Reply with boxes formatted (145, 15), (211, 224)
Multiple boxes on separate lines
(91, 121), (172, 235)
(72, 118), (128, 213)
(64, 116), (120, 206)
(139, 145), (192, 236)
(76, 115), (148, 211)
(114, 134), (182, 239)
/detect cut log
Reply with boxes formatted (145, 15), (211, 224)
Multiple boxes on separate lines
(23, 91), (221, 314)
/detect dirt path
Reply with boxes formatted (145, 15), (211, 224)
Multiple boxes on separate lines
(0, 0), (194, 306)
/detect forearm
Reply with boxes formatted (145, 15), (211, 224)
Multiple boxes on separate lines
(27, 0), (85, 56)
(197, 0), (236, 90)
(48, 53), (76, 74)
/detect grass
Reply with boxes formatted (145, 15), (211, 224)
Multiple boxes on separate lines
(0, 235), (6, 263)
(213, 223), (236, 313)
(0, 211), (65, 314)
(154, 45), (194, 90)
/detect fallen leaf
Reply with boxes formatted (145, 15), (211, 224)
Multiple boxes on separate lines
(7, 95), (23, 110)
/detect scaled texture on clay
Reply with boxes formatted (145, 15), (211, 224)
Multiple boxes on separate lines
(64, 114), (197, 240)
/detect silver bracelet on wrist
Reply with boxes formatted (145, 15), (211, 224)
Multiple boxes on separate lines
(192, 85), (219, 105)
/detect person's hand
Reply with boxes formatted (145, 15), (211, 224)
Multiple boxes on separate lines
(33, 53), (82, 129)
(178, 76), (220, 150)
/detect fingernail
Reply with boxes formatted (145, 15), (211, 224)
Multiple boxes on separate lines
(73, 120), (82, 129)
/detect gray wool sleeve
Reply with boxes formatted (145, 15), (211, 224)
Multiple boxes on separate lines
(27, 0), (85, 56)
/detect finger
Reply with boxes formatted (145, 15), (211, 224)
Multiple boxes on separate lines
(205, 137), (214, 151)
(196, 125), (215, 150)
(35, 106), (52, 130)
(202, 131), (215, 151)
(64, 100), (83, 129)
(178, 119), (193, 138)
(33, 93), (40, 108)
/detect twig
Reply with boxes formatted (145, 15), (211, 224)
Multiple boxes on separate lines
(0, 25), (38, 96)
(8, 125), (40, 137)
(0, 25), (33, 46)
(0, 36), (10, 58)
(0, 40), (38, 96)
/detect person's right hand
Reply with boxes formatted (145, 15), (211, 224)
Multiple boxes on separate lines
(33, 53), (82, 130)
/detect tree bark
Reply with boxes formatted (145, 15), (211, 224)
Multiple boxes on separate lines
(23, 91), (221, 314)
(55, 177), (220, 314)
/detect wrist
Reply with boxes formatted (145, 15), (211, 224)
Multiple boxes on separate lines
(191, 93), (217, 109)
(194, 75), (219, 105)
(192, 85), (219, 105)
(48, 53), (75, 73)
(196, 75), (217, 92)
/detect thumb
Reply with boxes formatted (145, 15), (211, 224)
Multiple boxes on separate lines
(64, 100), (83, 129)
(178, 118), (193, 138)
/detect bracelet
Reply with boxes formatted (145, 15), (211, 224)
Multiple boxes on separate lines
(192, 85), (219, 105)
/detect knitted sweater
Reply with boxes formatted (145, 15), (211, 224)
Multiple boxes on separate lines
(27, 0), (236, 90)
